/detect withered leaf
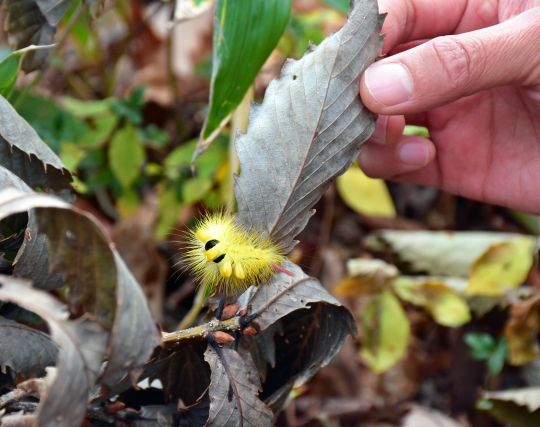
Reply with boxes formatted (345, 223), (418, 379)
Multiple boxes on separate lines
(241, 261), (355, 411)
(0, 276), (107, 427)
(0, 189), (160, 418)
(205, 345), (273, 427)
(235, 0), (384, 252)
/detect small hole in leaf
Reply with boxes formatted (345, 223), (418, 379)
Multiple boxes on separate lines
(292, 75), (297, 80)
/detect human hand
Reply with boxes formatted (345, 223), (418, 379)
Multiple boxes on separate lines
(358, 0), (540, 213)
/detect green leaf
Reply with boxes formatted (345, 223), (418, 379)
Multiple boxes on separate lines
(360, 289), (410, 373)
(465, 332), (496, 358)
(487, 338), (508, 376)
(464, 332), (508, 374)
(61, 97), (114, 117)
(0, 52), (21, 97)
(182, 177), (213, 204)
(108, 124), (145, 188)
(199, 0), (292, 147)
(155, 185), (181, 240)
(403, 124), (430, 137)
(0, 46), (55, 98)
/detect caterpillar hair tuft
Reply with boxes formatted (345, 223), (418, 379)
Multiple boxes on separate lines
(184, 213), (285, 296)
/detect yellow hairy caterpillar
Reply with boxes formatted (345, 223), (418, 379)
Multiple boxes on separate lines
(184, 213), (287, 296)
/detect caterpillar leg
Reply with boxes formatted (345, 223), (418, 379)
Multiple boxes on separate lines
(215, 297), (226, 321)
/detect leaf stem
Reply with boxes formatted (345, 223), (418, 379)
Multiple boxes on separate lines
(162, 316), (241, 345)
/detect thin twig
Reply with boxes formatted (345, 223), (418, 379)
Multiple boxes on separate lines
(162, 316), (241, 345)
(162, 275), (312, 345)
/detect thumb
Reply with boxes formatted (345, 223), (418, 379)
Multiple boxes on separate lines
(360, 7), (540, 114)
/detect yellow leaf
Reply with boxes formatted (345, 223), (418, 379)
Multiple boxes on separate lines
(334, 258), (398, 297)
(393, 277), (471, 327)
(360, 289), (410, 373)
(333, 276), (381, 297)
(466, 237), (535, 297)
(337, 164), (396, 218)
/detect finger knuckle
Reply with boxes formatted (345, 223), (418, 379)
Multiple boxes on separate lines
(429, 36), (484, 91)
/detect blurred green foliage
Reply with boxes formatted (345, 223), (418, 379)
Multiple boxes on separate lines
(13, 85), (229, 237)
(465, 332), (508, 377)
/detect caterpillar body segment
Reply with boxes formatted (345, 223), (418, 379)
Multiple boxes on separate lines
(184, 214), (285, 296)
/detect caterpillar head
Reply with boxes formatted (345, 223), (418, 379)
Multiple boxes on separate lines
(201, 238), (245, 280)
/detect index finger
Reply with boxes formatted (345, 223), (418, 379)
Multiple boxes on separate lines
(379, 0), (470, 53)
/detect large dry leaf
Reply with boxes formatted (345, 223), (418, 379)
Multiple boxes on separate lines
(205, 346), (273, 427)
(0, 96), (72, 193)
(365, 230), (529, 277)
(234, 0), (383, 252)
(484, 387), (540, 412)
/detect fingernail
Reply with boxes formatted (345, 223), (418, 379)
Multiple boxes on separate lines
(370, 115), (389, 144)
(398, 142), (430, 167)
(364, 63), (413, 106)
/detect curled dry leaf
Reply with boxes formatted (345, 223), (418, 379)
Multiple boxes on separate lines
(0, 166), (63, 289)
(0, 188), (160, 422)
(144, 341), (210, 407)
(0, 276), (106, 427)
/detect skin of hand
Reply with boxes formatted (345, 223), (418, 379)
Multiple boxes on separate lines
(358, 0), (540, 213)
